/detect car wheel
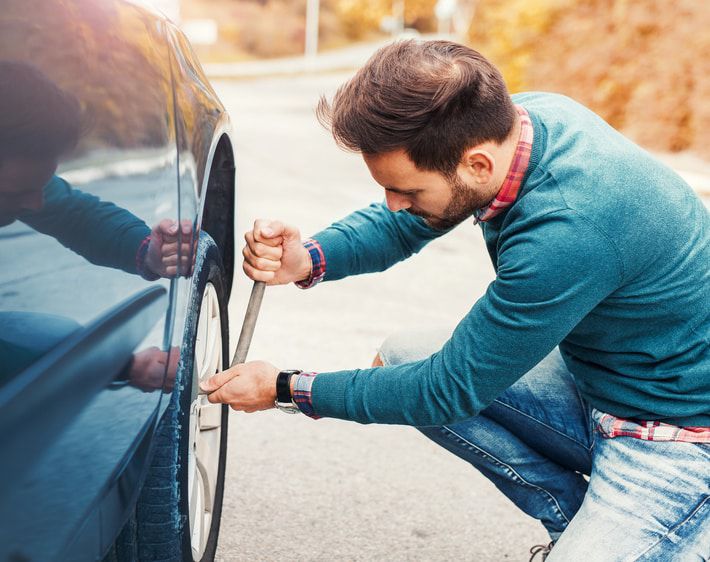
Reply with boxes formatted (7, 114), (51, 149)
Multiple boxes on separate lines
(134, 233), (230, 561)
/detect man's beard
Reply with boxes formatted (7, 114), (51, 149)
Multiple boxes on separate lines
(410, 175), (494, 230)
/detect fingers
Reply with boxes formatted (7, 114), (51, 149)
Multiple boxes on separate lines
(253, 219), (285, 245)
(252, 219), (300, 245)
(243, 229), (283, 282)
(241, 219), (302, 283)
(242, 244), (281, 271)
(242, 260), (277, 284)
(180, 219), (193, 236)
(152, 221), (194, 278)
(244, 231), (283, 260)
(202, 361), (278, 412)
(160, 254), (192, 267)
(154, 219), (194, 242)
(156, 218), (192, 236)
(153, 218), (174, 237)
(201, 365), (240, 395)
(128, 346), (169, 391)
(207, 383), (236, 405)
(160, 239), (194, 254)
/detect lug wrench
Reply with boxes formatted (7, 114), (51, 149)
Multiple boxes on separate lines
(197, 280), (266, 394)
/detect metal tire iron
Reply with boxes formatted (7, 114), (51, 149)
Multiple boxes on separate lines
(197, 280), (266, 394)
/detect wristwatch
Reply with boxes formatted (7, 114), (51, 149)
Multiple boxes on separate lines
(275, 369), (301, 414)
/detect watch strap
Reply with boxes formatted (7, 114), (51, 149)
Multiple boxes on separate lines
(276, 369), (301, 404)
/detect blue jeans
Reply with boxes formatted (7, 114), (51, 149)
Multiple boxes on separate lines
(0, 311), (81, 380)
(378, 330), (710, 561)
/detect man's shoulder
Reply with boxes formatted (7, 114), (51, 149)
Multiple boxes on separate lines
(512, 91), (584, 111)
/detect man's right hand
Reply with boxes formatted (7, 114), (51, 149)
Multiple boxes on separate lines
(242, 219), (311, 285)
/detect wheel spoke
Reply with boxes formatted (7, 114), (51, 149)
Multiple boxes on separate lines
(196, 285), (221, 382)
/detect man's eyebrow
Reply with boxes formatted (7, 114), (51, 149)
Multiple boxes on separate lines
(384, 185), (418, 194)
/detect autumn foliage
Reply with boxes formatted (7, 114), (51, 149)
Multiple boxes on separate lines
(183, 0), (438, 59)
(470, 0), (710, 157)
(185, 0), (709, 158)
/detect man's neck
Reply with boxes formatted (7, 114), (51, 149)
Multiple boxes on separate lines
(493, 112), (522, 191)
(475, 111), (522, 201)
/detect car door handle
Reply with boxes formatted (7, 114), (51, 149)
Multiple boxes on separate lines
(0, 286), (167, 499)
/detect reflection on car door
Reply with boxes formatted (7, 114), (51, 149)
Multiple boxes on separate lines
(0, 0), (183, 558)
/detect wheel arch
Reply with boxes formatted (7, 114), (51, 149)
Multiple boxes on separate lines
(199, 133), (236, 299)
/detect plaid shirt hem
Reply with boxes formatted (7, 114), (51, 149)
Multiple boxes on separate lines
(295, 238), (326, 289)
(135, 235), (160, 281)
(292, 372), (320, 419)
(474, 105), (533, 224)
(597, 412), (710, 443)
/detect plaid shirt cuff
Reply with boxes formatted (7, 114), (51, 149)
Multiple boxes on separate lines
(295, 239), (326, 289)
(292, 372), (320, 419)
(135, 235), (160, 281)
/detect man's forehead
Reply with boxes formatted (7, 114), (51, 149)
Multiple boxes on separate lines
(363, 148), (413, 168)
(363, 150), (439, 189)
(364, 150), (419, 180)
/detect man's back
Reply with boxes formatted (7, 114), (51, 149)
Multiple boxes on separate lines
(483, 92), (710, 425)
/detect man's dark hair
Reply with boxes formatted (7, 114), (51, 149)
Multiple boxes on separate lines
(0, 60), (82, 161)
(317, 40), (517, 175)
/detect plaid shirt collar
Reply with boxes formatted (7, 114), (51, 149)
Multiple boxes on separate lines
(474, 105), (533, 224)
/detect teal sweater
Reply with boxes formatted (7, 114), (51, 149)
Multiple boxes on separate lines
(20, 176), (150, 274)
(310, 92), (709, 427)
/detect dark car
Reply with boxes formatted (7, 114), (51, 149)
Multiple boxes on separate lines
(0, 1), (236, 560)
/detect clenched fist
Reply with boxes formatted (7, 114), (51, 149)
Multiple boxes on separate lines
(144, 219), (195, 278)
(242, 219), (311, 285)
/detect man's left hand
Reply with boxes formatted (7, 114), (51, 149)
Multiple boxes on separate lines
(200, 360), (280, 412)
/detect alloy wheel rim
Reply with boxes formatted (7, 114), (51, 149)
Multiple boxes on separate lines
(187, 282), (223, 560)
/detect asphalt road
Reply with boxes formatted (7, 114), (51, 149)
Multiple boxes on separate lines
(213, 72), (544, 561)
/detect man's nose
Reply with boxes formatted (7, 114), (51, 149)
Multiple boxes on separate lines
(385, 191), (411, 212)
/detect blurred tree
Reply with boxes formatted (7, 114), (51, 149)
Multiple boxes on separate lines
(470, 0), (710, 157)
(405, 0), (438, 32)
(469, 0), (566, 93)
(333, 0), (388, 40)
(334, 0), (437, 39)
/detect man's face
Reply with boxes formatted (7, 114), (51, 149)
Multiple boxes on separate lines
(0, 156), (57, 226)
(363, 149), (495, 229)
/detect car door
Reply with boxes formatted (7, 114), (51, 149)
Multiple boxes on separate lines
(0, 0), (182, 558)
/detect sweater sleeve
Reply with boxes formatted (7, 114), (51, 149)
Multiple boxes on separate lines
(311, 201), (449, 281)
(311, 210), (624, 426)
(20, 176), (151, 274)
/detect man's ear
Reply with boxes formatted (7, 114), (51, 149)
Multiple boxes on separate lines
(460, 148), (495, 185)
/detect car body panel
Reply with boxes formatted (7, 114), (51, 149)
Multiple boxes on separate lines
(0, 0), (234, 559)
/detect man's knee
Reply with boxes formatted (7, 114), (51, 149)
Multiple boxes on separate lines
(376, 328), (453, 367)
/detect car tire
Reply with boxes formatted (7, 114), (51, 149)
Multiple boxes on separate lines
(133, 233), (230, 561)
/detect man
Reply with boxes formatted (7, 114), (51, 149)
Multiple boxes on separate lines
(201, 41), (709, 559)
